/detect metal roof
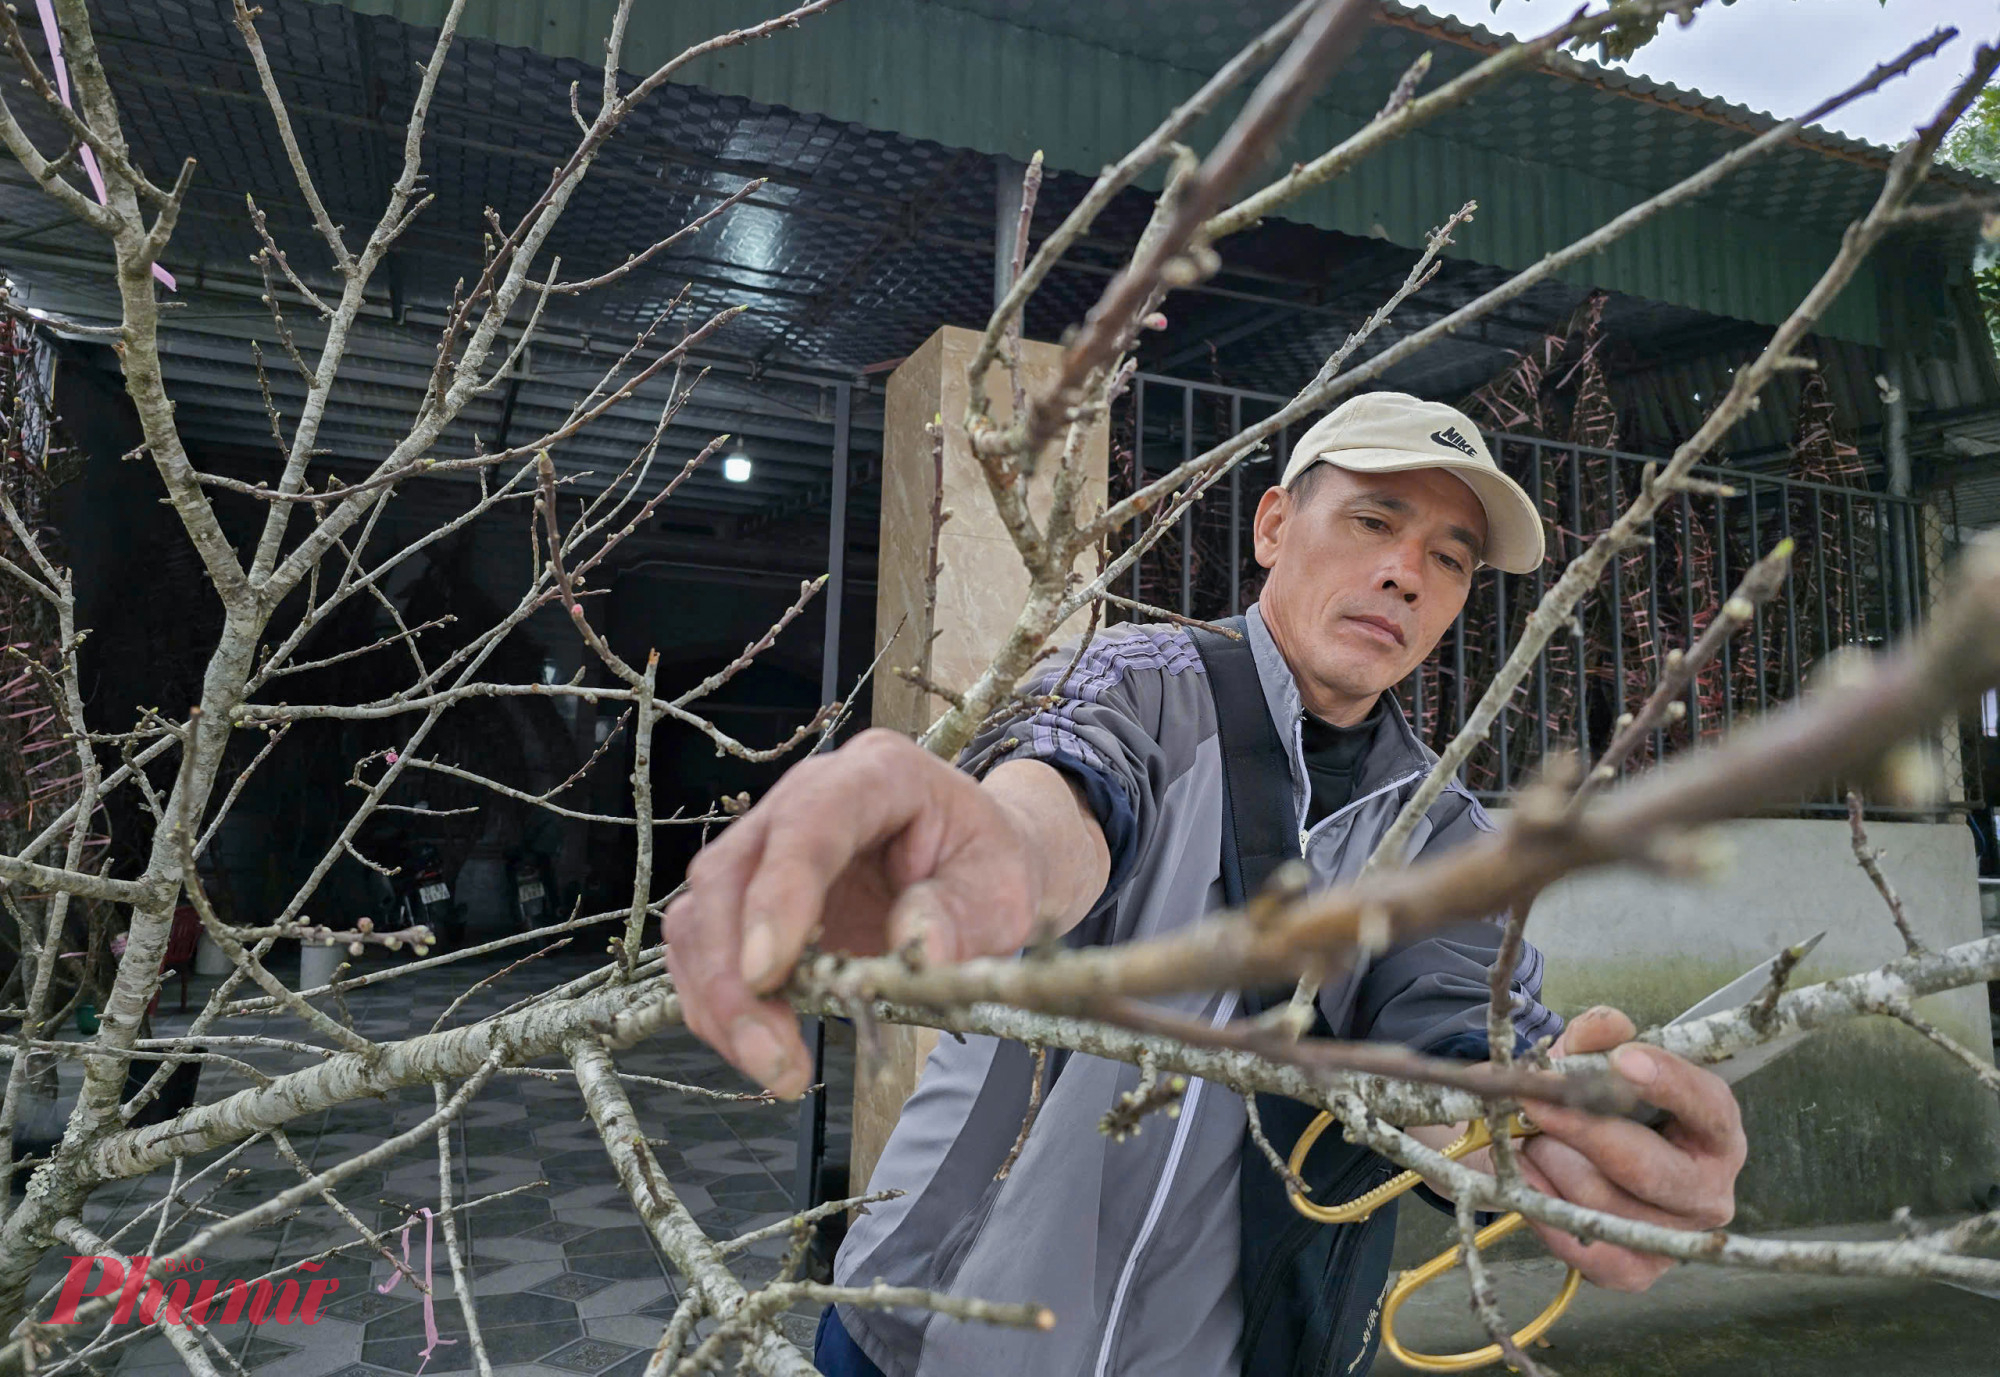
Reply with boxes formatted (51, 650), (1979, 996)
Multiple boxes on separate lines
(314, 0), (1995, 348)
(0, 0), (1991, 545)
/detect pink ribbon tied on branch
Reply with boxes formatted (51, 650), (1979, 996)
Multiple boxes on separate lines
(32, 0), (175, 290)
(376, 1207), (456, 1371)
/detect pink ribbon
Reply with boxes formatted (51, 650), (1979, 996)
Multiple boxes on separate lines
(377, 1208), (456, 1371)
(32, 0), (174, 290)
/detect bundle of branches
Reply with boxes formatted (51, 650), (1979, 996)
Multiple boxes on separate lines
(1727, 363), (1878, 711)
(1456, 291), (1740, 789)
(0, 316), (105, 1035)
(1458, 293), (1620, 784)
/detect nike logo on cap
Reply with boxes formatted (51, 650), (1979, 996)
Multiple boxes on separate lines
(1430, 426), (1478, 457)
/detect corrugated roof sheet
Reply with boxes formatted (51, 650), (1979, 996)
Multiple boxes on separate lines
(11, 0), (1988, 533)
(316, 0), (1993, 347)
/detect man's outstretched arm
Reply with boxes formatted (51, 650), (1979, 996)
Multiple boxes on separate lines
(663, 729), (1110, 1097)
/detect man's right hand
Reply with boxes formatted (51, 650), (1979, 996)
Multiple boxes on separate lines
(662, 729), (1106, 1097)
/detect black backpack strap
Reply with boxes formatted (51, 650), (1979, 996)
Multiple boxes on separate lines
(1186, 618), (1298, 909)
(1189, 617), (1398, 1377)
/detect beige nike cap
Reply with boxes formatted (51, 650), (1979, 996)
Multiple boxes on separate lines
(1281, 392), (1546, 574)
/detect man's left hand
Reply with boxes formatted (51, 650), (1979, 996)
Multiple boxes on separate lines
(1515, 1005), (1748, 1292)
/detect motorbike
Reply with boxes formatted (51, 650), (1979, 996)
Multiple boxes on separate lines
(507, 844), (558, 932)
(355, 816), (464, 948)
(406, 840), (464, 948)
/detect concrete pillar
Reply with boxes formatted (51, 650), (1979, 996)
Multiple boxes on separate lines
(794, 382), (852, 1212)
(850, 324), (1107, 1197)
(1883, 355), (1918, 632)
(994, 156), (1024, 312)
(1921, 499), (1968, 806)
(1883, 356), (1911, 498)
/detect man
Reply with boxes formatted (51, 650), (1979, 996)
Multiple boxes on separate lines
(665, 392), (1746, 1376)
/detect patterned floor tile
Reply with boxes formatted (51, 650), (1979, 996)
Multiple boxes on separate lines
(541, 1337), (644, 1373)
(235, 1334), (300, 1369)
(471, 1195), (555, 1237)
(516, 1219), (593, 1245)
(361, 1291), (583, 1372)
(529, 1272), (616, 1301)
(558, 1205), (674, 1230)
(691, 1205), (790, 1234)
(471, 1235), (568, 1265)
(110, 951), (828, 1375)
(468, 1259), (564, 1295)
(565, 1249), (665, 1282)
(577, 1279), (677, 1321)
(778, 1309), (821, 1350)
(695, 1174), (782, 1202)
(583, 1313), (678, 1350)
(537, 1149), (624, 1185)
(325, 1291), (411, 1324)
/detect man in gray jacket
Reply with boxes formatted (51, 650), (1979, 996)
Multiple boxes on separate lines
(665, 393), (1746, 1376)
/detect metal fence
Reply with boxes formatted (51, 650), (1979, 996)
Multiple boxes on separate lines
(1113, 374), (1967, 815)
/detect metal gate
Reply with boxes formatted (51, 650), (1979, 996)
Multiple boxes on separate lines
(1114, 374), (1950, 814)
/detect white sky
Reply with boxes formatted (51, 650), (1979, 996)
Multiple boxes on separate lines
(1416, 0), (1998, 148)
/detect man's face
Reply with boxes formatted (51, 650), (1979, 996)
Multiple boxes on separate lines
(1252, 463), (1486, 723)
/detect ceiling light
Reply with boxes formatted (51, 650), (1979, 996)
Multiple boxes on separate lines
(723, 453), (753, 483)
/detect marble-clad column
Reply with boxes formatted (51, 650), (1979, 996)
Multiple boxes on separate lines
(850, 325), (1108, 1197)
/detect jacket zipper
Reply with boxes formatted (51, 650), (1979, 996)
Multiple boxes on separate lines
(1094, 698), (1428, 1371)
(1297, 768), (1428, 858)
(1091, 990), (1238, 1377)
(1091, 768), (1422, 1374)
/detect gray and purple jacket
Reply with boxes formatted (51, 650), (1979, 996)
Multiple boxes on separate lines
(834, 603), (1561, 1376)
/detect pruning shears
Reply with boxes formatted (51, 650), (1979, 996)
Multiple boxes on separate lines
(1285, 933), (1826, 1373)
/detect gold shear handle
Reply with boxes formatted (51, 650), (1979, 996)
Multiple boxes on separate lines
(1285, 1111), (1506, 1225)
(1284, 1110), (1582, 1373)
(1382, 1213), (1582, 1373)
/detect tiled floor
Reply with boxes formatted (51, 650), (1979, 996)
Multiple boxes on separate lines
(25, 949), (849, 1376)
